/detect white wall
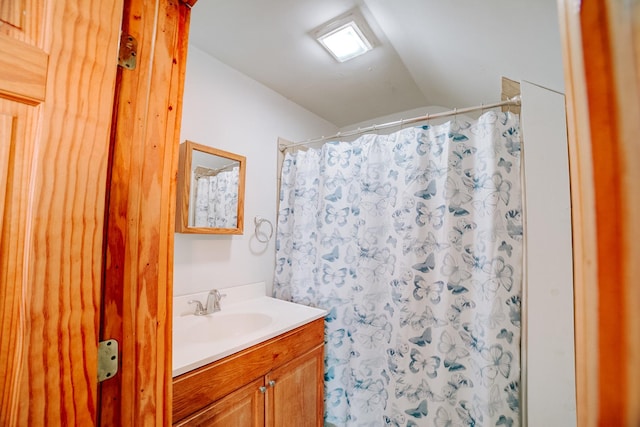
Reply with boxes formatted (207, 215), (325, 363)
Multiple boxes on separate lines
(520, 81), (577, 426)
(174, 45), (338, 296)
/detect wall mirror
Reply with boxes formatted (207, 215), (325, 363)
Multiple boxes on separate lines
(176, 140), (246, 234)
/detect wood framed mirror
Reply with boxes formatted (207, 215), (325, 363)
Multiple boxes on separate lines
(176, 140), (246, 234)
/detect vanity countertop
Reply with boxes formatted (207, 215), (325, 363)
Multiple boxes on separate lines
(172, 282), (326, 377)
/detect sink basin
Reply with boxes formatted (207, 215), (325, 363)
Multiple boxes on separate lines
(181, 313), (273, 342)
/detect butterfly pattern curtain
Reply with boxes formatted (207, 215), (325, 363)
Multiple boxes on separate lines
(194, 166), (239, 228)
(274, 111), (523, 426)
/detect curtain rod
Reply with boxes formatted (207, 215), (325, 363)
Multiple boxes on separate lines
(279, 95), (521, 152)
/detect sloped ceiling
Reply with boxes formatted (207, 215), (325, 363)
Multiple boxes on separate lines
(189, 0), (564, 127)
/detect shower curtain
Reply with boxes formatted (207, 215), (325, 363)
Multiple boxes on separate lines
(194, 166), (239, 228)
(274, 111), (522, 426)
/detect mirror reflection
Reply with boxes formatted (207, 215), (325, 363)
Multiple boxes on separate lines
(176, 141), (246, 234)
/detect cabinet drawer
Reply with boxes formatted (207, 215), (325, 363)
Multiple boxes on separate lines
(174, 378), (265, 427)
(173, 317), (324, 423)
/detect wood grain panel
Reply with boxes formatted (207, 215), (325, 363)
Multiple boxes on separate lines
(0, 0), (122, 425)
(0, 33), (48, 104)
(558, 0), (640, 425)
(266, 345), (324, 427)
(172, 318), (324, 423)
(175, 378), (265, 427)
(0, 0), (23, 29)
(0, 113), (14, 228)
(99, 0), (191, 424)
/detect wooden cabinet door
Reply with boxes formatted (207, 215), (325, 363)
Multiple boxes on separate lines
(265, 346), (324, 427)
(175, 378), (266, 427)
(0, 0), (122, 425)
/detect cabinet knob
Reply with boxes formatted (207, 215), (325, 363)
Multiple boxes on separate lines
(259, 386), (267, 393)
(268, 380), (276, 387)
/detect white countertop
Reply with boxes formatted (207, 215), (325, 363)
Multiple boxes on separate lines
(172, 282), (326, 377)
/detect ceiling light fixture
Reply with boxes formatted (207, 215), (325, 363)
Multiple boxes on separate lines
(313, 10), (377, 63)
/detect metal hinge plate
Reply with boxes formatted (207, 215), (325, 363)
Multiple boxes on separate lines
(97, 339), (119, 382)
(118, 33), (137, 70)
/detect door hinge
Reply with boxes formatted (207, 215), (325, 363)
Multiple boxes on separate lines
(118, 33), (137, 70)
(98, 339), (119, 382)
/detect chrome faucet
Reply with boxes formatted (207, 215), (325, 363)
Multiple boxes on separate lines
(188, 289), (226, 315)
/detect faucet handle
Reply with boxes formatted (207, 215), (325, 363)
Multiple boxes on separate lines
(188, 300), (206, 315)
(210, 289), (227, 301)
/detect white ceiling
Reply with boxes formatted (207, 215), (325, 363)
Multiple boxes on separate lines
(189, 0), (565, 128)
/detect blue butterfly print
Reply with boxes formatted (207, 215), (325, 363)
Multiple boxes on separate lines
(504, 381), (520, 412)
(446, 295), (476, 328)
(409, 349), (441, 377)
(503, 127), (521, 156)
(447, 282), (469, 295)
(327, 328), (346, 347)
(324, 187), (342, 202)
(405, 399), (429, 419)
(417, 133), (445, 156)
(409, 327), (432, 347)
(324, 171), (348, 191)
(325, 205), (349, 226)
(482, 256), (514, 292)
(401, 305), (446, 329)
(448, 151), (464, 175)
(461, 246), (488, 271)
(413, 276), (444, 303)
(324, 365), (335, 382)
(505, 209), (523, 241)
(497, 328), (514, 344)
(449, 132), (469, 142)
(506, 295), (521, 327)
(473, 384), (503, 417)
(434, 406), (457, 427)
(321, 246), (339, 262)
(459, 326), (485, 353)
(479, 344), (513, 383)
(498, 240), (513, 257)
(405, 232), (451, 257)
(498, 157), (513, 173)
(455, 143), (477, 157)
(438, 331), (470, 371)
(455, 400), (482, 426)
(321, 229), (351, 247)
(414, 179), (437, 199)
(441, 253), (472, 285)
(322, 264), (347, 287)
(412, 252), (435, 273)
(383, 302), (394, 317)
(325, 388), (345, 408)
(327, 146), (351, 167)
(416, 203), (446, 229)
(462, 169), (490, 193)
(441, 373), (474, 406)
(321, 304), (336, 322)
(448, 219), (477, 250)
(497, 415), (515, 427)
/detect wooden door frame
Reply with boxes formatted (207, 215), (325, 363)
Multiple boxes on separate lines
(99, 0), (640, 424)
(558, 1), (640, 425)
(99, 0), (194, 424)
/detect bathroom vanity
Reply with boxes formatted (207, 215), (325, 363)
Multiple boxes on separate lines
(171, 283), (326, 426)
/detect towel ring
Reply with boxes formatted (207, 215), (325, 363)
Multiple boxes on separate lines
(254, 216), (273, 243)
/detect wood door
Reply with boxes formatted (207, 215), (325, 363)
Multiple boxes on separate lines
(265, 346), (324, 427)
(98, 0), (193, 424)
(174, 378), (266, 427)
(558, 0), (640, 425)
(0, 0), (122, 425)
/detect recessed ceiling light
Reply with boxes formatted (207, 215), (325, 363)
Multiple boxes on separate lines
(317, 21), (372, 62)
(313, 10), (377, 63)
